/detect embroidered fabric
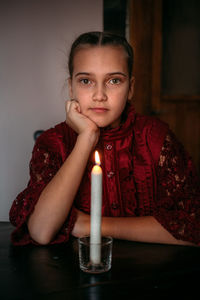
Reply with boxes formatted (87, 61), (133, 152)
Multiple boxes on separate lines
(154, 131), (200, 244)
(9, 142), (77, 245)
(9, 105), (200, 246)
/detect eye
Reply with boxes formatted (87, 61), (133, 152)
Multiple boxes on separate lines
(109, 78), (121, 85)
(80, 78), (91, 85)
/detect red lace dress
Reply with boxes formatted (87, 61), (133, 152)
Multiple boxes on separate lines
(155, 133), (200, 243)
(9, 105), (200, 245)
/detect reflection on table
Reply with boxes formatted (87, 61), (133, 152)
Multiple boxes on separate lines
(1, 222), (200, 299)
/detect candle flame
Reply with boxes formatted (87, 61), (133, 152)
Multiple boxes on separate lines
(95, 151), (101, 165)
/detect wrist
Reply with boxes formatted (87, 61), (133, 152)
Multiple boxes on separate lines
(78, 128), (100, 148)
(102, 217), (116, 238)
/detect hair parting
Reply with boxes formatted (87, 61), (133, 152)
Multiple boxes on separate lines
(68, 31), (134, 78)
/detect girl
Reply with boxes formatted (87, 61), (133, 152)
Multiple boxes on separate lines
(10, 31), (200, 246)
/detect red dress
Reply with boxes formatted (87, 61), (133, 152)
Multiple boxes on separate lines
(9, 104), (200, 245)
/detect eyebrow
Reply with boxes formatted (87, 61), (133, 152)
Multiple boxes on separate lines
(74, 72), (90, 77)
(74, 72), (127, 77)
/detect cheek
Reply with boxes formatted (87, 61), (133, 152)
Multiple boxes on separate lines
(73, 85), (89, 97)
(113, 88), (129, 104)
(111, 84), (129, 96)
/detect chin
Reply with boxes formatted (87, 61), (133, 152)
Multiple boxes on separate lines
(95, 122), (109, 128)
(89, 115), (120, 129)
(88, 117), (108, 128)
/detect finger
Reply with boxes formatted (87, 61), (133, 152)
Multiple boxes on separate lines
(70, 99), (81, 113)
(65, 100), (71, 113)
(66, 99), (77, 111)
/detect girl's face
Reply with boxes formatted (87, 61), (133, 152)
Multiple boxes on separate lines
(68, 45), (134, 128)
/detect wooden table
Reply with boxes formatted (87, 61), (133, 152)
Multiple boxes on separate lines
(1, 222), (200, 299)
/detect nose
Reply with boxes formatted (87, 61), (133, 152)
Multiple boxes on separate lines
(92, 83), (107, 102)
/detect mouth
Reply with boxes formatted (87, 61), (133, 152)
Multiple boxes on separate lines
(90, 107), (109, 113)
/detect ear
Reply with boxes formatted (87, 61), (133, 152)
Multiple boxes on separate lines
(68, 77), (73, 98)
(127, 76), (135, 101)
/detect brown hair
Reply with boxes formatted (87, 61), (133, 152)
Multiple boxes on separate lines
(68, 31), (134, 78)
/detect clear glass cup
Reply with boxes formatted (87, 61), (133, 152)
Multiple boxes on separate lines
(78, 236), (113, 274)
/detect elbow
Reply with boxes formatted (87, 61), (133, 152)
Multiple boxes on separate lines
(30, 230), (53, 245)
(28, 223), (53, 245)
(31, 234), (52, 246)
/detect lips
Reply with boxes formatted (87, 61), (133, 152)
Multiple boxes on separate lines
(90, 107), (109, 113)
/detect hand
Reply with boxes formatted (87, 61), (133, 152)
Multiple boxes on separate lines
(71, 209), (90, 238)
(65, 100), (100, 147)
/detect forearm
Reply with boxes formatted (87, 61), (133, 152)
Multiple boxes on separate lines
(28, 133), (95, 244)
(102, 216), (194, 246)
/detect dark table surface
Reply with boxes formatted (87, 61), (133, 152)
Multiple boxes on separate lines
(1, 222), (200, 299)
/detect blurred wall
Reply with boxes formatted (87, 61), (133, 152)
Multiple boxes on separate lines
(0, 0), (103, 221)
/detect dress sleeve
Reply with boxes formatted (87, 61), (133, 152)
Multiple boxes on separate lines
(9, 133), (76, 246)
(154, 131), (200, 245)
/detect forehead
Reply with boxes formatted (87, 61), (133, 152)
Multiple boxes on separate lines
(72, 45), (128, 75)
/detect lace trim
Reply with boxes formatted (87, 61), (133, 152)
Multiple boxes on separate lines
(155, 132), (200, 244)
(9, 139), (73, 245)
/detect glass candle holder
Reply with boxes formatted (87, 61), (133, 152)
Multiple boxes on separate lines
(78, 236), (113, 274)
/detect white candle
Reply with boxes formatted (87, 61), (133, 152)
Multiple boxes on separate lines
(90, 151), (102, 264)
